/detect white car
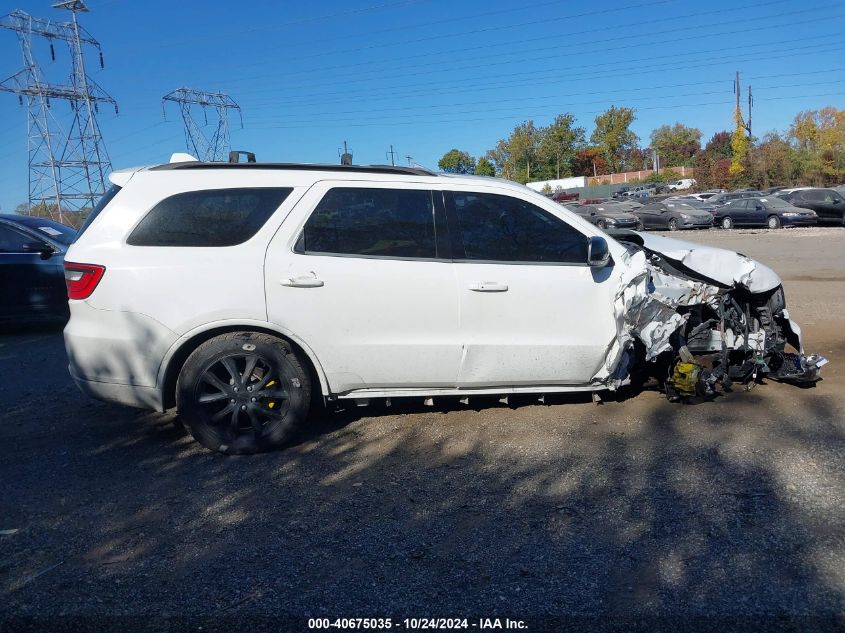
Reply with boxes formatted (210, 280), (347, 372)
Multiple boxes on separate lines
(667, 178), (697, 191)
(64, 156), (826, 454)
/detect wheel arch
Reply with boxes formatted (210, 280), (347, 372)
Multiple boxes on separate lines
(157, 320), (330, 411)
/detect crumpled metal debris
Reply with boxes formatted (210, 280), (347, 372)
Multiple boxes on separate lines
(593, 235), (827, 391)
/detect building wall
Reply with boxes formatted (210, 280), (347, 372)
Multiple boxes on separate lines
(587, 166), (694, 186)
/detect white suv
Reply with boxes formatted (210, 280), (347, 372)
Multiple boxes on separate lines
(64, 158), (826, 454)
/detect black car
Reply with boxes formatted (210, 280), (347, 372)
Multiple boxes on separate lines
(776, 188), (845, 224)
(761, 186), (788, 195)
(713, 196), (818, 229)
(612, 186), (631, 199)
(0, 214), (76, 324)
(706, 191), (763, 207)
(574, 204), (640, 230)
(634, 201), (713, 231)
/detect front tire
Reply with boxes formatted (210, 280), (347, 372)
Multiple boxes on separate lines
(668, 218), (678, 231)
(766, 215), (781, 229)
(596, 219), (607, 229)
(176, 332), (312, 454)
(721, 216), (734, 230)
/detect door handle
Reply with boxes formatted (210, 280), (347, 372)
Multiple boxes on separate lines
(281, 275), (324, 288)
(468, 281), (508, 292)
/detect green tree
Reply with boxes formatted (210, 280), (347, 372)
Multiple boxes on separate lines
(437, 149), (476, 174)
(590, 106), (639, 173)
(537, 113), (585, 180)
(650, 123), (702, 167)
(475, 157), (495, 177)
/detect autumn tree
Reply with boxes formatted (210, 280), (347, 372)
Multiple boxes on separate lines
(650, 123), (702, 167)
(788, 107), (845, 185)
(571, 147), (608, 178)
(729, 106), (750, 178)
(590, 106), (639, 173)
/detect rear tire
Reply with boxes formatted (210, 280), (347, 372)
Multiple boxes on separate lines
(766, 215), (781, 229)
(176, 332), (312, 454)
(668, 218), (678, 231)
(635, 220), (644, 231)
(721, 216), (734, 230)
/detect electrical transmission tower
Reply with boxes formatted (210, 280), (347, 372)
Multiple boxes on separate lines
(162, 88), (242, 162)
(0, 0), (117, 224)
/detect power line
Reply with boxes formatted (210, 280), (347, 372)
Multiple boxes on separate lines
(240, 40), (845, 111)
(228, 12), (844, 105)
(251, 91), (845, 130)
(220, 0), (796, 89)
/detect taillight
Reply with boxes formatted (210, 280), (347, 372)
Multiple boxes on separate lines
(64, 262), (106, 300)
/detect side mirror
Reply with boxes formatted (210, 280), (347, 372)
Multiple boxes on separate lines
(23, 241), (54, 260)
(587, 235), (610, 268)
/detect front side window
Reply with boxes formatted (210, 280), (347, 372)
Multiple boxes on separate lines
(296, 187), (437, 258)
(0, 225), (28, 252)
(128, 188), (292, 247)
(449, 192), (587, 264)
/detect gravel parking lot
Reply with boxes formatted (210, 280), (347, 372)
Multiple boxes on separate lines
(1, 228), (844, 631)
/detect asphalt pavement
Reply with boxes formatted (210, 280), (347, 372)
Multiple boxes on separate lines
(1, 228), (844, 632)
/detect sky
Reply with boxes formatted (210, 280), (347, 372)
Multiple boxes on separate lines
(0, 0), (843, 212)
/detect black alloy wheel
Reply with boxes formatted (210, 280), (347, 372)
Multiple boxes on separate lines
(177, 332), (311, 454)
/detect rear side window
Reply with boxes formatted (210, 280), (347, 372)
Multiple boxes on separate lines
(449, 192), (587, 264)
(74, 184), (121, 242)
(296, 187), (438, 258)
(128, 188), (292, 247)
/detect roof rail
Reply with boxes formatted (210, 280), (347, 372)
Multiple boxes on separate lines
(149, 162), (437, 177)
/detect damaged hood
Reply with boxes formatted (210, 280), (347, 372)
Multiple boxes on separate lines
(633, 232), (781, 293)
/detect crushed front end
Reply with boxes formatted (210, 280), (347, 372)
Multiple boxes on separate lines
(598, 230), (828, 400)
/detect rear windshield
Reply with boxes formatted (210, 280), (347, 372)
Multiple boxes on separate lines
(128, 188), (292, 247)
(74, 184), (122, 243)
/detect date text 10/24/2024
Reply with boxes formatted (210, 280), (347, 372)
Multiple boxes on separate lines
(307, 618), (528, 630)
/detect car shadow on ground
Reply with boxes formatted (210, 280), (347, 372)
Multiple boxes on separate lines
(2, 333), (843, 627)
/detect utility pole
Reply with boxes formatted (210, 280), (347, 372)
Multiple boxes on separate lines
(162, 88), (241, 162)
(339, 140), (353, 165)
(0, 1), (117, 224)
(405, 155), (413, 166)
(747, 84), (753, 139)
(386, 144), (396, 166)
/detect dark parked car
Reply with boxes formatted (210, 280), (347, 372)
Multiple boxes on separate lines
(713, 197), (818, 229)
(574, 204), (640, 230)
(634, 201), (713, 231)
(612, 186), (631, 199)
(669, 197), (717, 214)
(776, 188), (845, 224)
(0, 214), (76, 324)
(706, 191), (763, 207)
(761, 186), (788, 195)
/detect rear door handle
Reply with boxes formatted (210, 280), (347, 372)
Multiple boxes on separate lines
(281, 275), (324, 288)
(468, 281), (508, 292)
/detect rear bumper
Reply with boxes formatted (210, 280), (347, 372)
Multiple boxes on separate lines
(64, 301), (176, 411)
(69, 365), (165, 411)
